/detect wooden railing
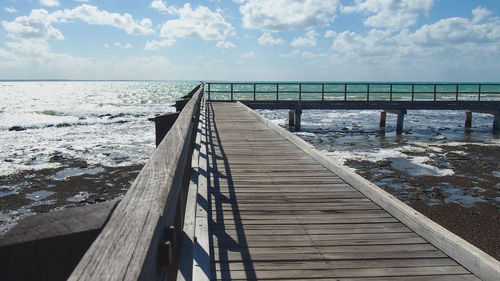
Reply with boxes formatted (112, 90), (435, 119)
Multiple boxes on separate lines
(206, 82), (500, 102)
(68, 85), (204, 281)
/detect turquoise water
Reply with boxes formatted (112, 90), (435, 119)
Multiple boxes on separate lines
(206, 82), (500, 101)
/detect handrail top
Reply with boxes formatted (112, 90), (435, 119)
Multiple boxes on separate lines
(205, 82), (500, 86)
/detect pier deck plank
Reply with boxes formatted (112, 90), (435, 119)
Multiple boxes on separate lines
(204, 102), (479, 280)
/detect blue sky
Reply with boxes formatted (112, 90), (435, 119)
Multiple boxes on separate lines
(1, 0), (499, 81)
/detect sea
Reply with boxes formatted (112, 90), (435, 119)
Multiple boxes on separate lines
(1, 81), (499, 232)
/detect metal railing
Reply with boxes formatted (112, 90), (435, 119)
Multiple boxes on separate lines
(206, 82), (500, 102)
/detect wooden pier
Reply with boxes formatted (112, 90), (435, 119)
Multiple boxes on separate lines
(192, 101), (498, 280)
(2, 84), (499, 281)
(206, 82), (500, 133)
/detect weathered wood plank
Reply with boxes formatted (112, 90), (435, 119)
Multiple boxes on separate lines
(212, 250), (448, 262)
(176, 113), (203, 281)
(68, 86), (203, 281)
(255, 275), (479, 281)
(215, 266), (472, 280)
(0, 201), (117, 281)
(213, 258), (459, 271)
(192, 102), (211, 281)
(213, 237), (427, 248)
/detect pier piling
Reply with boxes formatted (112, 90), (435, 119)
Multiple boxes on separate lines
(465, 111), (472, 128)
(288, 109), (302, 131)
(379, 111), (387, 128)
(494, 113), (500, 132)
(396, 110), (406, 134)
(288, 109), (295, 129)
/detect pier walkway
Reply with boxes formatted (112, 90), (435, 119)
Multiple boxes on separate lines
(12, 84), (494, 281)
(200, 102), (479, 280)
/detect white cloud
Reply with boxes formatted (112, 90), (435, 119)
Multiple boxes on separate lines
(158, 4), (235, 46)
(0, 48), (13, 59)
(4, 7), (18, 13)
(324, 30), (336, 38)
(2, 9), (63, 40)
(240, 0), (339, 31)
(472, 6), (491, 23)
(40, 0), (60, 7)
(291, 30), (318, 47)
(6, 39), (52, 55)
(75, 0), (89, 2)
(406, 16), (500, 47)
(343, 0), (434, 29)
(151, 0), (168, 12)
(301, 51), (315, 59)
(216, 41), (236, 49)
(114, 42), (133, 49)
(279, 49), (300, 58)
(331, 10), (500, 63)
(332, 29), (398, 59)
(241, 51), (255, 58)
(301, 51), (327, 59)
(0, 49), (174, 80)
(258, 32), (285, 45)
(145, 39), (176, 50)
(54, 4), (154, 35)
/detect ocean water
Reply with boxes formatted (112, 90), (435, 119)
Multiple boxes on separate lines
(0, 81), (197, 176)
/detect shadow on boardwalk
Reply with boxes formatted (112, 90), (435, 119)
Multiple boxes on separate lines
(206, 103), (256, 280)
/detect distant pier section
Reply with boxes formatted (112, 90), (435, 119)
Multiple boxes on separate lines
(206, 82), (500, 133)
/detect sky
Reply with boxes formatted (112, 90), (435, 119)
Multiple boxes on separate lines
(0, 0), (499, 81)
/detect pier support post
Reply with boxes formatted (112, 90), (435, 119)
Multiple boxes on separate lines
(288, 109), (295, 129)
(288, 109), (302, 131)
(294, 109), (302, 131)
(149, 112), (180, 147)
(379, 111), (387, 128)
(465, 111), (472, 128)
(494, 113), (500, 133)
(396, 110), (406, 135)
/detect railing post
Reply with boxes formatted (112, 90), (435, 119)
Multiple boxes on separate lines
(344, 84), (347, 101)
(390, 84), (393, 101)
(367, 84), (370, 101)
(322, 84), (325, 101)
(478, 84), (481, 101)
(299, 83), (302, 101)
(253, 83), (256, 101)
(433, 84), (437, 101)
(411, 84), (415, 101)
(456, 84), (459, 101)
(208, 83), (211, 101)
(276, 84), (279, 101)
(230, 83), (233, 101)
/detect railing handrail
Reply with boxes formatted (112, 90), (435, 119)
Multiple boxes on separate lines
(69, 85), (204, 281)
(205, 82), (500, 103)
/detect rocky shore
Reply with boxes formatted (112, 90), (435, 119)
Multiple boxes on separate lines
(299, 130), (500, 260)
(0, 154), (143, 233)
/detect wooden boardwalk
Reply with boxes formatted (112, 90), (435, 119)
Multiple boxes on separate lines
(203, 102), (479, 280)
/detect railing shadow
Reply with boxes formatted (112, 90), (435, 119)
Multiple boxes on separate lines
(206, 102), (256, 280)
